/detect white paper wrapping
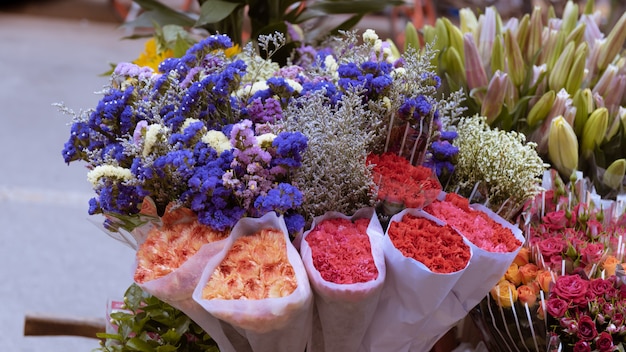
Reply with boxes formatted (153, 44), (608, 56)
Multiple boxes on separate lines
(192, 212), (313, 352)
(299, 208), (386, 352)
(360, 209), (470, 352)
(407, 203), (525, 351)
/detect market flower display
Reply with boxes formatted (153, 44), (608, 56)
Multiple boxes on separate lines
(201, 228), (297, 300)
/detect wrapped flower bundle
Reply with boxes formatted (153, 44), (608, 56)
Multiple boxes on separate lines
(300, 208), (386, 352)
(362, 209), (471, 351)
(193, 212), (312, 352)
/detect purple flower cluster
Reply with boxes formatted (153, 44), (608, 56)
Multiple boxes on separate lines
(337, 60), (393, 100)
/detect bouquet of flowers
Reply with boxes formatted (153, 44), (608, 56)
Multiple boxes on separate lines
(60, 21), (547, 350)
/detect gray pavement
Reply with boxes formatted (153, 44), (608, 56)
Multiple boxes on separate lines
(0, 11), (144, 351)
(0, 3), (398, 350)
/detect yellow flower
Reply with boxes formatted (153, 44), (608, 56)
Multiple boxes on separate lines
(490, 280), (518, 308)
(224, 44), (241, 58)
(133, 38), (174, 71)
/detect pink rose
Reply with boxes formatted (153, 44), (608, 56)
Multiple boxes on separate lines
(552, 275), (589, 306)
(581, 243), (605, 266)
(595, 331), (614, 352)
(588, 278), (614, 297)
(539, 237), (566, 261)
(573, 340), (591, 352)
(577, 315), (598, 341)
(546, 297), (569, 318)
(611, 313), (624, 327)
(542, 210), (568, 230)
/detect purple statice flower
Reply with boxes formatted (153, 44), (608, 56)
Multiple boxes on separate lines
(398, 95), (433, 123)
(113, 62), (155, 80)
(169, 120), (205, 147)
(338, 61), (393, 100)
(246, 97), (283, 123)
(421, 71), (441, 89)
(253, 183), (303, 214)
(133, 120), (148, 145)
(440, 130), (458, 142)
(276, 65), (304, 81)
(271, 131), (308, 169)
(102, 142), (126, 163)
(284, 212), (306, 236)
(62, 121), (92, 163)
(187, 34), (233, 57)
(89, 183), (148, 216)
(301, 80), (342, 105)
(250, 77), (296, 104)
(431, 140), (459, 159)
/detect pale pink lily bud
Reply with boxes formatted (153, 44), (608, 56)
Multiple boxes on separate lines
(581, 14), (604, 46)
(531, 64), (547, 88)
(481, 71), (508, 124)
(478, 6), (497, 66)
(593, 64), (618, 99)
(464, 32), (489, 92)
(526, 6), (543, 63)
(604, 74), (626, 116)
(548, 89), (574, 122)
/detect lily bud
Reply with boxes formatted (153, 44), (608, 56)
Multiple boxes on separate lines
(603, 159), (626, 190)
(404, 22), (420, 52)
(443, 46), (466, 87)
(546, 30), (567, 72)
(526, 7), (543, 63)
(581, 107), (609, 159)
(548, 41), (576, 92)
(573, 88), (594, 137)
(561, 1), (579, 34)
(423, 25), (436, 46)
(597, 11), (626, 71)
(460, 8), (478, 34)
(548, 115), (579, 177)
(619, 107), (626, 135)
(491, 34), (505, 74)
(527, 90), (556, 128)
(482, 71), (508, 124)
(504, 30), (525, 86)
(434, 18), (449, 52)
(604, 75), (626, 114)
(565, 43), (588, 93)
(515, 14), (530, 54)
(478, 7), (497, 65)
(593, 64), (618, 99)
(464, 33), (489, 91)
(584, 0), (594, 15)
(565, 22), (586, 47)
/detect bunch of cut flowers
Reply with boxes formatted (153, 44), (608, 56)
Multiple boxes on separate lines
(59, 24), (545, 351)
(472, 169), (626, 352)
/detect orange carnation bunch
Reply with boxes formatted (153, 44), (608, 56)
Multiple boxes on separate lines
(134, 206), (228, 284)
(202, 228), (297, 300)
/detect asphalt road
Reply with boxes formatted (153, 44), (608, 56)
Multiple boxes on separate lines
(0, 11), (144, 351)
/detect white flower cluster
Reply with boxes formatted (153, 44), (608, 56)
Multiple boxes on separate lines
(451, 115), (547, 213)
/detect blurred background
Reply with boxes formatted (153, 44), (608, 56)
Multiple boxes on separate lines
(0, 0), (622, 350)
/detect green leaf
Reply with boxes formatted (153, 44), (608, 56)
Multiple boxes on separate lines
(96, 332), (123, 340)
(327, 13), (364, 35)
(127, 337), (156, 352)
(196, 0), (242, 27)
(155, 345), (179, 352)
(123, 10), (195, 30)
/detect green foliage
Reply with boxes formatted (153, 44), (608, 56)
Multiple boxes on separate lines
(94, 284), (219, 352)
(124, 0), (403, 47)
